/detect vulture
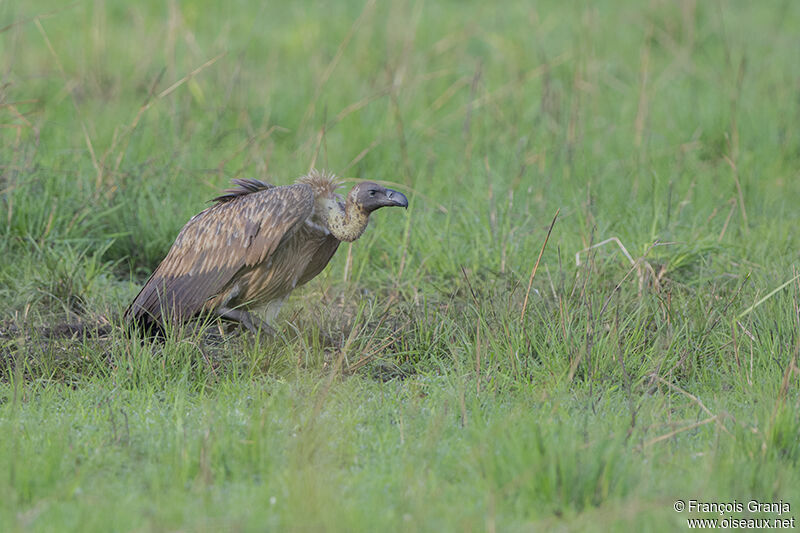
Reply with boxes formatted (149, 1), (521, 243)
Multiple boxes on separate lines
(124, 169), (408, 334)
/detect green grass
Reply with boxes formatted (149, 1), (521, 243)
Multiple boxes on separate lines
(2, 0), (800, 530)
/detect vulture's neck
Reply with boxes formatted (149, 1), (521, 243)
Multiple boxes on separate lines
(323, 197), (369, 242)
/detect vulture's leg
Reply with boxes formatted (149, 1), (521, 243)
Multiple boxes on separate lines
(215, 307), (276, 336)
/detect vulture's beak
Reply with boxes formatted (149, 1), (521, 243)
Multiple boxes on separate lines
(385, 189), (409, 209)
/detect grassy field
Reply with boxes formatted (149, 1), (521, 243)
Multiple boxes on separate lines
(2, 0), (800, 530)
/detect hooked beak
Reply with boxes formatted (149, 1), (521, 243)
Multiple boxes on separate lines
(385, 188), (409, 209)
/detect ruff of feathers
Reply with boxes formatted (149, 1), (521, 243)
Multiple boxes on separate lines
(296, 169), (342, 197)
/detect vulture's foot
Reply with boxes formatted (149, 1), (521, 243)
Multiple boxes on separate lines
(216, 307), (277, 336)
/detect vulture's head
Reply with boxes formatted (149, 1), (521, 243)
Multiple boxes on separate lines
(349, 182), (409, 213)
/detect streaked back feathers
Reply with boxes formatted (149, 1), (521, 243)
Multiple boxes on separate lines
(211, 178), (275, 204)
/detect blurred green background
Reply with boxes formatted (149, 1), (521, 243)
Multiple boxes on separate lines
(3, 0), (798, 284)
(2, 1), (800, 531)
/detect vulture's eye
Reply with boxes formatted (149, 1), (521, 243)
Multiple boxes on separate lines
(368, 189), (377, 197)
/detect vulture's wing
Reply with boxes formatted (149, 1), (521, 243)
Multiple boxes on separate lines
(296, 197), (344, 287)
(126, 183), (314, 328)
(297, 234), (341, 287)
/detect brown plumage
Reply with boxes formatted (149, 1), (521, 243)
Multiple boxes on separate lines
(124, 169), (408, 334)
